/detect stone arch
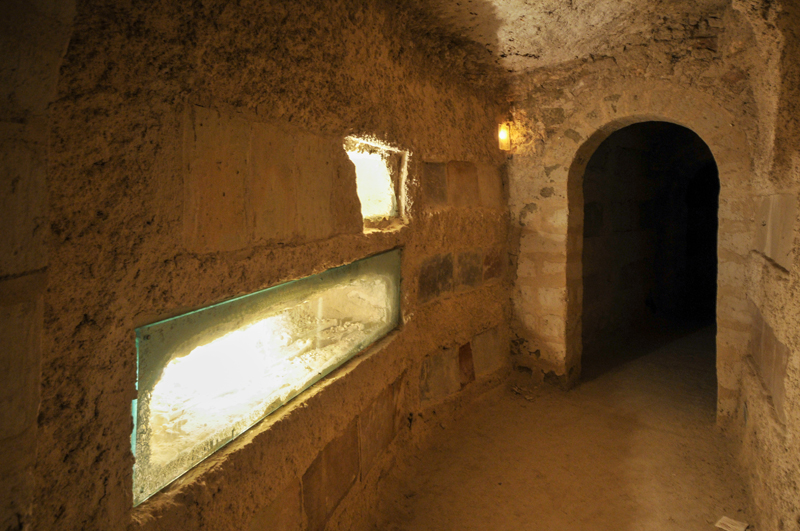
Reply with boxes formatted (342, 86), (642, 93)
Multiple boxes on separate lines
(533, 79), (753, 420)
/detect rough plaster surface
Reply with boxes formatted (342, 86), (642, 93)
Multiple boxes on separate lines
(3, 0), (800, 530)
(23, 1), (511, 530)
(0, 1), (74, 529)
(422, 0), (728, 72)
(754, 193), (797, 270)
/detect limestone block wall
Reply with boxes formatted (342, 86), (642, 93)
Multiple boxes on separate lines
(506, 4), (800, 528)
(0, 1), (513, 530)
(507, 7), (755, 393)
(510, 95), (752, 393)
(732, 2), (800, 529)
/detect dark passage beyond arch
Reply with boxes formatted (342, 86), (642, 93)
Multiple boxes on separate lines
(580, 122), (719, 380)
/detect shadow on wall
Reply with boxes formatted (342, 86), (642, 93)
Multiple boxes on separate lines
(412, 0), (506, 83)
(577, 122), (719, 380)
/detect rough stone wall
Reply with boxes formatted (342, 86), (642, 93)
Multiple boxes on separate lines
(0, 2), (75, 530)
(6, 0), (800, 529)
(18, 1), (512, 530)
(506, 2), (800, 528)
(508, 7), (756, 389)
(733, 1), (800, 529)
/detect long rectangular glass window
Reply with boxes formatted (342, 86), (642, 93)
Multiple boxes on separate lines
(132, 249), (401, 505)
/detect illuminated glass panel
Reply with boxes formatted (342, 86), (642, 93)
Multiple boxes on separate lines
(132, 249), (401, 505)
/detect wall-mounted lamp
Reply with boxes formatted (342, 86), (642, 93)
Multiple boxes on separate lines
(498, 122), (511, 151)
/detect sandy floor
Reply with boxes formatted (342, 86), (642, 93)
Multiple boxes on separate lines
(373, 326), (751, 530)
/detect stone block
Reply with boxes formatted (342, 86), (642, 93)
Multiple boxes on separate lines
(545, 206), (569, 232)
(419, 348), (461, 405)
(302, 419), (359, 531)
(718, 260), (746, 290)
(0, 274), (44, 531)
(456, 250), (483, 289)
(718, 196), (752, 222)
(248, 121), (298, 243)
(422, 162), (447, 207)
(483, 247), (504, 280)
(520, 231), (567, 255)
(717, 294), (750, 326)
(471, 326), (506, 376)
(476, 163), (503, 209)
(1, 431), (35, 531)
(183, 106), (250, 253)
(516, 255), (538, 279)
(294, 136), (336, 243)
(418, 254), (453, 303)
(748, 302), (789, 422)
(521, 202), (568, 234)
(539, 314), (566, 340)
(754, 194), (796, 270)
(248, 477), (304, 531)
(458, 343), (475, 387)
(447, 161), (480, 208)
(537, 287), (566, 310)
(0, 7), (72, 117)
(0, 126), (48, 277)
(541, 107), (566, 126)
(359, 381), (400, 478)
(716, 341), (742, 386)
(542, 261), (565, 275)
(185, 109), (350, 251)
(0, 277), (43, 440)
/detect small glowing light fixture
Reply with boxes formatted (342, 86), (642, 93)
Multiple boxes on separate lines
(498, 123), (511, 151)
(132, 249), (401, 505)
(345, 137), (408, 227)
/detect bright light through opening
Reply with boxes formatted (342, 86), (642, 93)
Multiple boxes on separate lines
(133, 250), (401, 505)
(347, 150), (397, 221)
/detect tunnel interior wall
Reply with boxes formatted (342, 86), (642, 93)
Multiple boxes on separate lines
(507, 7), (755, 387)
(0, 1), (512, 530)
(733, 2), (800, 530)
(2, 1), (800, 530)
(507, 3), (800, 529)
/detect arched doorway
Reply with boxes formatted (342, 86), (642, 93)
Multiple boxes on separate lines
(579, 122), (720, 380)
(508, 79), (754, 420)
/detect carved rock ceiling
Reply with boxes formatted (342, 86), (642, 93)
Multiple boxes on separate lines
(421, 0), (729, 72)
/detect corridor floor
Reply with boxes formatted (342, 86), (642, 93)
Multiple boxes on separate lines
(373, 326), (751, 530)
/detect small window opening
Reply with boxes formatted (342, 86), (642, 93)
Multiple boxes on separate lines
(345, 137), (407, 228)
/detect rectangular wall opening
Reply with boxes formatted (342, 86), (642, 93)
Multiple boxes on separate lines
(344, 137), (408, 229)
(132, 249), (401, 505)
